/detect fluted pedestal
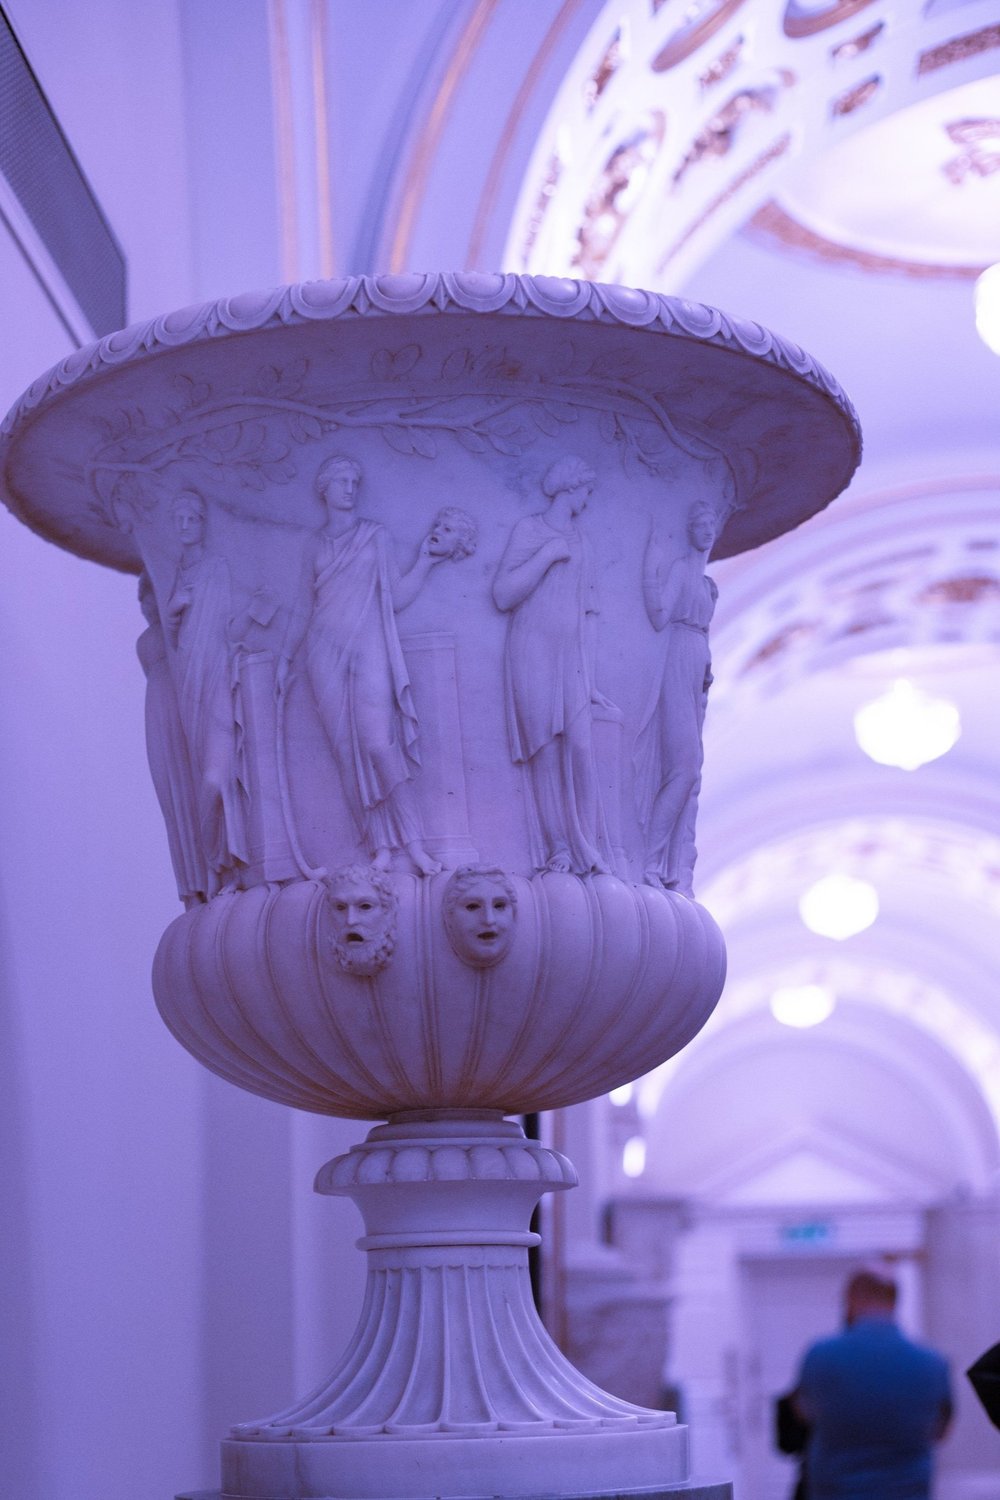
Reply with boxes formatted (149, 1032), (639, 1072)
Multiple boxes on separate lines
(224, 1116), (685, 1497)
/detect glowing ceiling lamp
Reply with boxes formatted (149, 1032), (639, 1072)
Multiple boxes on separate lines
(609, 1082), (634, 1106)
(854, 678), (961, 771)
(622, 1136), (646, 1178)
(799, 873), (879, 940)
(770, 982), (836, 1029)
(975, 263), (1000, 356)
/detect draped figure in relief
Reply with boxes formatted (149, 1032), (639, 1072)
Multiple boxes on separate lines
(164, 491), (248, 894)
(136, 572), (208, 905)
(288, 455), (474, 875)
(634, 499), (719, 895)
(493, 456), (614, 875)
(228, 582), (301, 885)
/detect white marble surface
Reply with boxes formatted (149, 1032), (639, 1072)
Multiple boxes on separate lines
(0, 272), (858, 1500)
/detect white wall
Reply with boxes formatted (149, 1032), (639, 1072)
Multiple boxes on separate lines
(0, 7), (365, 1497)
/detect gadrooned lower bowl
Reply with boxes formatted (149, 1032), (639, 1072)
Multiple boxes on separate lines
(153, 872), (725, 1118)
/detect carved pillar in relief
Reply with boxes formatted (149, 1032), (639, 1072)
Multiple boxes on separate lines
(0, 272), (860, 1500)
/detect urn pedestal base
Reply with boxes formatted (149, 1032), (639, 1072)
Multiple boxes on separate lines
(217, 1116), (696, 1500)
(221, 1426), (692, 1499)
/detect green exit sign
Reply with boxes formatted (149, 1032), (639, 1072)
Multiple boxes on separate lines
(780, 1220), (835, 1245)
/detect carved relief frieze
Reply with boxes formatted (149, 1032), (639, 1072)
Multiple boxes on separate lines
(3, 274), (860, 911)
(113, 366), (746, 897)
(85, 335), (744, 527)
(232, 576), (301, 886)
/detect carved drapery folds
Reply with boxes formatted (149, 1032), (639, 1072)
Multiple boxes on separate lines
(90, 334), (761, 905)
(0, 272), (857, 925)
(137, 572), (207, 904)
(493, 456), (616, 877)
(635, 500), (721, 895)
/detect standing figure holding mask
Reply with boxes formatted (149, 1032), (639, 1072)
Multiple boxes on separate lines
(289, 455), (473, 875)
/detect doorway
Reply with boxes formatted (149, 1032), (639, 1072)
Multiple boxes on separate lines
(739, 1253), (867, 1500)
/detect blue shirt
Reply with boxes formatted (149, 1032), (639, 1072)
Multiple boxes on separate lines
(797, 1316), (951, 1500)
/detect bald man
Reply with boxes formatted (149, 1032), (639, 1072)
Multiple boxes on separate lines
(793, 1268), (952, 1500)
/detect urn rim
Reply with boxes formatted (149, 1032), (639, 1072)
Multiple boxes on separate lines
(0, 271), (861, 574)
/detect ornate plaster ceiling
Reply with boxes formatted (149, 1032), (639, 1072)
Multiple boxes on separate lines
(707, 477), (1000, 707)
(758, 73), (1000, 273)
(503, 0), (1000, 289)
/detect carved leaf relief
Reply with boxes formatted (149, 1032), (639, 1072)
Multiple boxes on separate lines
(371, 345), (422, 381)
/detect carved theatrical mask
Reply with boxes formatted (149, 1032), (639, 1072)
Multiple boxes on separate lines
(424, 506), (478, 561)
(442, 866), (517, 968)
(325, 865), (397, 977)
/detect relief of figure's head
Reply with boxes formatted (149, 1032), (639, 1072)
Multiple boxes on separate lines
(172, 490), (207, 548)
(426, 506), (478, 561)
(325, 864), (397, 976)
(542, 456), (596, 516)
(317, 455), (362, 513)
(687, 501), (718, 555)
(443, 866), (518, 968)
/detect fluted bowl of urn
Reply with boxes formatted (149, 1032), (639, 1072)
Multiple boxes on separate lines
(0, 272), (860, 1499)
(153, 867), (726, 1118)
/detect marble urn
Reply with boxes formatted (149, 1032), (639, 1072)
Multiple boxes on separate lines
(0, 271), (860, 1500)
